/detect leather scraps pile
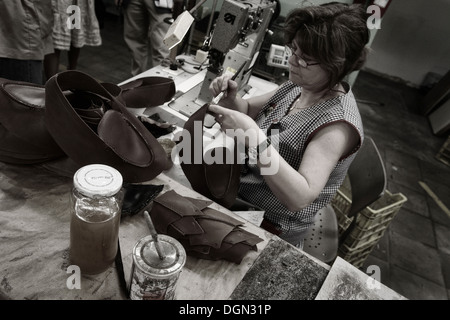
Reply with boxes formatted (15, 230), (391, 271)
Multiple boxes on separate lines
(149, 189), (264, 264)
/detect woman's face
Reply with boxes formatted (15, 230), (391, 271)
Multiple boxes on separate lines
(287, 41), (330, 92)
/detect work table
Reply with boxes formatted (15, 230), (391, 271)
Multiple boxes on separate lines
(0, 161), (405, 301)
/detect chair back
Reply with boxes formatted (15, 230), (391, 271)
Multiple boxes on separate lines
(340, 136), (387, 243)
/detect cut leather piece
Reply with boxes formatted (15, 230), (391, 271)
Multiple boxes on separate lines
(171, 216), (204, 236)
(121, 184), (164, 216)
(223, 229), (263, 247)
(149, 190), (263, 264)
(189, 218), (236, 249)
(164, 229), (213, 255)
(183, 197), (213, 211)
(186, 242), (253, 264)
(151, 200), (204, 235)
(152, 195), (205, 235)
(44, 70), (173, 183)
(119, 77), (176, 109)
(150, 204), (185, 234)
(0, 78), (65, 163)
(180, 103), (241, 208)
(153, 189), (205, 217)
(175, 237), (211, 255)
(224, 242), (259, 264)
(201, 207), (244, 227)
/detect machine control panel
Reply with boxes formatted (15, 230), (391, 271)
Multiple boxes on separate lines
(267, 44), (290, 70)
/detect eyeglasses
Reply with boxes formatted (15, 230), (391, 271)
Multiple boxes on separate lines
(285, 46), (320, 68)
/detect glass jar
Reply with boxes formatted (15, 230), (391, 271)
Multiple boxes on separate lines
(69, 164), (124, 275)
(129, 234), (186, 300)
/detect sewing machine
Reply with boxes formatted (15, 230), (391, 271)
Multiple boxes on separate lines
(167, 0), (277, 124)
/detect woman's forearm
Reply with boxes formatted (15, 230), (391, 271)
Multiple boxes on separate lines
(258, 146), (319, 211)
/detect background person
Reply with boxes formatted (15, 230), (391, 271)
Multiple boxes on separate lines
(208, 2), (370, 248)
(116, 0), (173, 76)
(44, 0), (102, 79)
(0, 1), (53, 84)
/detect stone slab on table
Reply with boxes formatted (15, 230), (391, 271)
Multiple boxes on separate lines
(315, 257), (408, 300)
(230, 238), (330, 300)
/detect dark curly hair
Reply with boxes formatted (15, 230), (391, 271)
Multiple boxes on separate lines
(284, 2), (370, 90)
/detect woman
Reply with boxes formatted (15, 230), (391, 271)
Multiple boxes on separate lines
(208, 2), (370, 247)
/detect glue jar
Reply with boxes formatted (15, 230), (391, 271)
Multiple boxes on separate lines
(69, 164), (124, 275)
(129, 234), (186, 300)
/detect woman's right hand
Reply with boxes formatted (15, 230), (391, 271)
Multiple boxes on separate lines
(209, 74), (239, 106)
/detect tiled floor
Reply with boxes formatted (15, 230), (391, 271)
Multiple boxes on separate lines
(353, 72), (450, 300)
(67, 13), (450, 300)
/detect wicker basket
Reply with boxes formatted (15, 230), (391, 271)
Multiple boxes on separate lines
(343, 223), (389, 247)
(337, 226), (387, 269)
(332, 190), (407, 238)
(338, 242), (376, 268)
(331, 185), (407, 268)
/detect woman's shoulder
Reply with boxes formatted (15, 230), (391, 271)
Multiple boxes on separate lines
(279, 80), (300, 92)
(270, 80), (301, 101)
(326, 82), (357, 111)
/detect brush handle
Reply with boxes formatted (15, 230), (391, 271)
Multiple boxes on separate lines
(144, 211), (165, 260)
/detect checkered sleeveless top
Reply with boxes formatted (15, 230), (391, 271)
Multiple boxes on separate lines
(238, 80), (364, 240)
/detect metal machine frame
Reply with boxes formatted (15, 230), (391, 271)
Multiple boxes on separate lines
(168, 0), (277, 124)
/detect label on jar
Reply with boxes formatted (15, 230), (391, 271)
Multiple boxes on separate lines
(129, 263), (181, 300)
(129, 235), (186, 300)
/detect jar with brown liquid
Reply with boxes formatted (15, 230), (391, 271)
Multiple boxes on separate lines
(69, 164), (124, 275)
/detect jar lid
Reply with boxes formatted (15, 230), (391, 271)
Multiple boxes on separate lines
(133, 235), (186, 278)
(73, 164), (123, 197)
